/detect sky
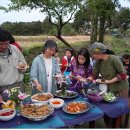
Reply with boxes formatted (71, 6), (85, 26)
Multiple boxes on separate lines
(0, 0), (130, 24)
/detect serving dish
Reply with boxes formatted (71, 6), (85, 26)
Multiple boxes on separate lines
(54, 90), (78, 99)
(0, 108), (16, 121)
(62, 101), (91, 114)
(31, 93), (53, 104)
(20, 103), (54, 121)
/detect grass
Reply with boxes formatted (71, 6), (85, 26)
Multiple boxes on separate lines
(16, 35), (130, 128)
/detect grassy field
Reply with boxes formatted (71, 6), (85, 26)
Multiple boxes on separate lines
(14, 35), (130, 67)
(15, 35), (130, 128)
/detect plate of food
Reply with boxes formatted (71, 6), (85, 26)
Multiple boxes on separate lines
(103, 92), (118, 103)
(54, 90), (78, 99)
(20, 103), (54, 121)
(31, 93), (53, 104)
(62, 101), (92, 114)
(17, 63), (29, 70)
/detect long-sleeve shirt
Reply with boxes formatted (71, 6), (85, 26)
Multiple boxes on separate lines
(69, 60), (93, 90)
(0, 45), (26, 86)
(30, 54), (61, 94)
(93, 55), (129, 92)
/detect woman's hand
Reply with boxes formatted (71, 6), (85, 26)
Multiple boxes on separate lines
(0, 95), (3, 103)
(87, 76), (93, 82)
(76, 75), (82, 81)
(36, 85), (43, 92)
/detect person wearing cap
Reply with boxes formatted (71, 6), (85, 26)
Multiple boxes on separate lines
(87, 42), (129, 98)
(0, 29), (27, 101)
(30, 39), (61, 94)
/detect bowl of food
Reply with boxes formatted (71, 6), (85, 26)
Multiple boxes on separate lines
(49, 98), (64, 109)
(54, 90), (78, 99)
(87, 93), (103, 102)
(31, 93), (53, 104)
(0, 108), (16, 121)
(2, 100), (16, 109)
(103, 92), (118, 103)
(20, 103), (54, 121)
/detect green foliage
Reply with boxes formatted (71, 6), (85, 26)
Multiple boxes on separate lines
(23, 48), (30, 56)
(23, 73), (30, 83)
(9, 87), (21, 104)
(73, 5), (91, 34)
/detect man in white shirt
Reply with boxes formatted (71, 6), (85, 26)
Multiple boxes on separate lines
(0, 29), (27, 101)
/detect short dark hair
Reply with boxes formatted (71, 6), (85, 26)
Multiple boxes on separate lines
(0, 29), (10, 42)
(0, 28), (15, 43)
(105, 49), (115, 55)
(42, 39), (58, 53)
(66, 48), (74, 56)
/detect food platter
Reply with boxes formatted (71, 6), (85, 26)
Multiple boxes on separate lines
(20, 103), (54, 121)
(103, 92), (118, 103)
(31, 93), (53, 104)
(54, 90), (78, 99)
(62, 101), (92, 114)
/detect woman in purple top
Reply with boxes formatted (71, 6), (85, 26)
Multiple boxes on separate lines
(68, 48), (93, 94)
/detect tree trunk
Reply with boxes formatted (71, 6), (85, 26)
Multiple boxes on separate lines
(90, 14), (98, 44)
(56, 28), (77, 56)
(98, 14), (106, 43)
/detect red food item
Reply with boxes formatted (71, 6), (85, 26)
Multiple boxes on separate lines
(52, 100), (61, 105)
(0, 110), (14, 116)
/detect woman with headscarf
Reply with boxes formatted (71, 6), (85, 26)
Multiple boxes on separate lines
(87, 42), (129, 98)
(30, 40), (61, 94)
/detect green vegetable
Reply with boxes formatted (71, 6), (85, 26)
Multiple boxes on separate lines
(104, 92), (116, 101)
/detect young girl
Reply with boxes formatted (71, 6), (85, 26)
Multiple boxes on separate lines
(69, 48), (93, 94)
(61, 49), (75, 74)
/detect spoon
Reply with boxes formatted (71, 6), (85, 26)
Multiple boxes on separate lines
(1, 101), (6, 105)
(97, 91), (106, 96)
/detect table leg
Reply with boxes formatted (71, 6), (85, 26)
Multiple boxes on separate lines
(123, 113), (130, 128)
(104, 115), (113, 128)
(89, 121), (95, 128)
(112, 116), (122, 128)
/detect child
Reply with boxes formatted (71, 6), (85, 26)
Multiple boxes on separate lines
(53, 49), (61, 65)
(69, 48), (93, 94)
(122, 54), (130, 96)
(61, 49), (75, 74)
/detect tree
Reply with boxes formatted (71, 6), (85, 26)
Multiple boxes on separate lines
(73, 5), (91, 34)
(88, 0), (120, 43)
(5, 0), (83, 51)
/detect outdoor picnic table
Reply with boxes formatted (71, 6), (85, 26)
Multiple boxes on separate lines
(0, 94), (130, 128)
(0, 96), (103, 128)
